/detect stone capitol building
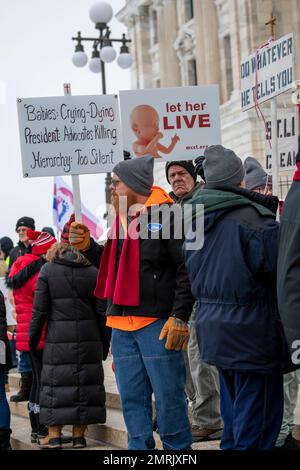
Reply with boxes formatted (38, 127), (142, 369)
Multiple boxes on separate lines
(117, 0), (300, 197)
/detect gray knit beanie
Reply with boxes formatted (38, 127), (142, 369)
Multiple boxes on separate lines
(203, 145), (245, 187)
(244, 156), (272, 190)
(113, 155), (154, 196)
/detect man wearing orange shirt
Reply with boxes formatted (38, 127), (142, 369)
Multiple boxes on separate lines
(69, 156), (194, 450)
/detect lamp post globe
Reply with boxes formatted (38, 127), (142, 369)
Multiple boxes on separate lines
(89, 2), (113, 25)
(89, 57), (102, 73)
(72, 51), (88, 67)
(117, 52), (133, 69)
(100, 45), (117, 63)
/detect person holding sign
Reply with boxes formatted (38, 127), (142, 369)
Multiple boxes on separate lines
(29, 242), (110, 449)
(6, 230), (57, 444)
(69, 156), (194, 450)
(184, 145), (293, 450)
(130, 104), (180, 158)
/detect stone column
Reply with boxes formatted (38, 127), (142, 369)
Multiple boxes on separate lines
(155, 0), (181, 87)
(193, 0), (221, 85)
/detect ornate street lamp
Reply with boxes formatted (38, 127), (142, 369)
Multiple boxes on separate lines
(71, 1), (132, 214)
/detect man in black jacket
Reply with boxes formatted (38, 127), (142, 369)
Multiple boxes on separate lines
(69, 156), (194, 450)
(277, 136), (300, 449)
(9, 217), (35, 269)
(278, 135), (300, 361)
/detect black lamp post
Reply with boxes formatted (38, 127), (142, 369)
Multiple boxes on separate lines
(72, 1), (132, 216)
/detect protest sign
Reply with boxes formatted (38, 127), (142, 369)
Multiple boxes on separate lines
(265, 109), (298, 172)
(17, 94), (123, 177)
(119, 86), (221, 160)
(240, 33), (293, 111)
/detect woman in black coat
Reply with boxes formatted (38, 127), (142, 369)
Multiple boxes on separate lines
(29, 243), (111, 449)
(0, 289), (12, 449)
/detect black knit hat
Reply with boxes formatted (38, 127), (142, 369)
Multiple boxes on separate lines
(165, 161), (196, 184)
(42, 226), (55, 237)
(15, 216), (35, 232)
(0, 237), (13, 259)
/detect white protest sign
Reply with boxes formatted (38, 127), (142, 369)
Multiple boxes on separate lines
(240, 33), (293, 111)
(17, 94), (123, 177)
(119, 86), (221, 160)
(265, 109), (298, 172)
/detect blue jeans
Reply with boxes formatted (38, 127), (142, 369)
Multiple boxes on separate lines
(218, 368), (283, 450)
(112, 319), (192, 450)
(18, 351), (32, 374)
(0, 366), (10, 429)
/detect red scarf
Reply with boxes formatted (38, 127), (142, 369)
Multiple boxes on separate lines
(293, 162), (300, 181)
(94, 215), (140, 306)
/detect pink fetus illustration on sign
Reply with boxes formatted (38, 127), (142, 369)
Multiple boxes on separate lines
(130, 104), (180, 158)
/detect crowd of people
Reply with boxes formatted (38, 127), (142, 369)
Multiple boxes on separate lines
(1, 139), (300, 451)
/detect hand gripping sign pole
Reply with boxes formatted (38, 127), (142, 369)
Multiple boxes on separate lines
(265, 13), (279, 198)
(63, 83), (82, 223)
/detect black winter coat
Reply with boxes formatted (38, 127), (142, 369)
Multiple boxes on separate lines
(85, 204), (194, 323)
(277, 180), (300, 368)
(29, 248), (111, 426)
(0, 290), (12, 369)
(9, 242), (31, 269)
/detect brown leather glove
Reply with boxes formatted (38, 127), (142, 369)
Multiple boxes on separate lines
(159, 317), (190, 351)
(69, 221), (90, 251)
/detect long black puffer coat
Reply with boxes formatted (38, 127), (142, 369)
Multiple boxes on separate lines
(29, 247), (111, 426)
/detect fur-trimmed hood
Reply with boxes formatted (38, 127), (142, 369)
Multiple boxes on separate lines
(6, 254), (44, 290)
(51, 246), (91, 268)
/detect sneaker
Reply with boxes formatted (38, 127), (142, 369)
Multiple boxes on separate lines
(38, 436), (62, 450)
(73, 437), (87, 449)
(191, 425), (223, 442)
(275, 433), (300, 450)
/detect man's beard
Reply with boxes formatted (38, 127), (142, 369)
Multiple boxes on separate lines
(111, 191), (139, 216)
(111, 192), (119, 214)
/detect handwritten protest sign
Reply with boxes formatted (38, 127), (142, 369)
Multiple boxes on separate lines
(119, 86), (221, 160)
(265, 109), (298, 172)
(240, 33), (293, 111)
(17, 94), (123, 177)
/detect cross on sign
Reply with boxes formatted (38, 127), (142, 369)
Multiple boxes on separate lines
(265, 11), (277, 39)
(64, 83), (71, 95)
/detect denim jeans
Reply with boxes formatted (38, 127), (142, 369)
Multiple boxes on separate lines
(18, 351), (32, 374)
(112, 319), (192, 450)
(0, 366), (10, 429)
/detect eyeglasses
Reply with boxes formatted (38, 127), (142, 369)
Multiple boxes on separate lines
(110, 179), (121, 188)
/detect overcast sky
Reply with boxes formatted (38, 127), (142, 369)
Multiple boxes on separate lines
(0, 0), (130, 243)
